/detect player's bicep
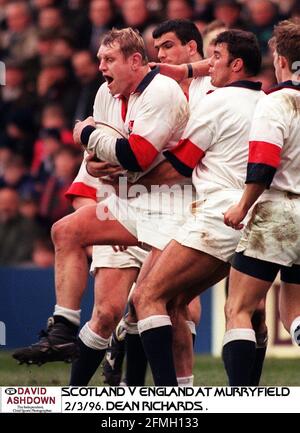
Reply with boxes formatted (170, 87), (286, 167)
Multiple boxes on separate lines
(164, 114), (213, 177)
(246, 113), (285, 187)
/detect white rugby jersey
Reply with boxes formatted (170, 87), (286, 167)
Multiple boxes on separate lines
(66, 71), (212, 202)
(188, 76), (214, 112)
(164, 81), (265, 196)
(66, 68), (189, 201)
(66, 82), (126, 201)
(83, 68), (189, 172)
(65, 150), (101, 201)
(246, 80), (300, 196)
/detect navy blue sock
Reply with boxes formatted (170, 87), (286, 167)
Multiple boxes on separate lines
(125, 334), (148, 386)
(222, 340), (256, 386)
(69, 339), (106, 386)
(140, 325), (177, 386)
(250, 346), (267, 386)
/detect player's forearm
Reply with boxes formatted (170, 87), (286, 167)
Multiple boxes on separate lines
(84, 130), (120, 165)
(157, 59), (210, 82)
(238, 183), (267, 213)
(188, 58), (210, 79)
(137, 160), (186, 189)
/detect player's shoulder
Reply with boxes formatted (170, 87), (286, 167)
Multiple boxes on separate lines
(152, 73), (184, 95)
(212, 85), (263, 105)
(140, 73), (186, 109)
(192, 75), (214, 89)
(255, 89), (286, 113)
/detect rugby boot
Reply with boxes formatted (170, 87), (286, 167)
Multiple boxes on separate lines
(12, 317), (79, 365)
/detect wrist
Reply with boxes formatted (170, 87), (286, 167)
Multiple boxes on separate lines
(238, 200), (249, 214)
(81, 125), (96, 146)
(186, 63), (193, 79)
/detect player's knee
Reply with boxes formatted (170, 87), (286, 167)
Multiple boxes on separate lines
(93, 304), (123, 334)
(131, 282), (155, 313)
(224, 298), (240, 323)
(51, 216), (81, 248)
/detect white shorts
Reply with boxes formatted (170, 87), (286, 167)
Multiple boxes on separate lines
(236, 194), (300, 266)
(103, 191), (192, 251)
(90, 245), (148, 274)
(174, 190), (245, 263)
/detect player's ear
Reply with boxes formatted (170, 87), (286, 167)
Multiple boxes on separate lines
(131, 52), (143, 70)
(231, 57), (243, 73)
(278, 55), (287, 69)
(187, 40), (198, 57)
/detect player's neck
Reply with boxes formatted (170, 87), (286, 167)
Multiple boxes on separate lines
(124, 65), (151, 98)
(228, 71), (256, 85)
(281, 68), (299, 84)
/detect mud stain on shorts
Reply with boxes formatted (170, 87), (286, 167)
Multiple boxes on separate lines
(272, 215), (298, 246)
(248, 230), (265, 254)
(200, 231), (217, 249)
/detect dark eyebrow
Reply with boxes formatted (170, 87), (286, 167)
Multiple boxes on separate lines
(154, 40), (173, 50)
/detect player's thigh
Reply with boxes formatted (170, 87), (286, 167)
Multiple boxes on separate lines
(57, 203), (139, 247)
(134, 247), (162, 287)
(175, 261), (229, 306)
(93, 267), (139, 310)
(137, 240), (226, 304)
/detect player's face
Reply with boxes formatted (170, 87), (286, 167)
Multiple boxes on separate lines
(209, 43), (233, 87)
(98, 42), (135, 96)
(154, 32), (192, 65)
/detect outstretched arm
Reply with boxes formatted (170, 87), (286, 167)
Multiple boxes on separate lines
(150, 59), (210, 82)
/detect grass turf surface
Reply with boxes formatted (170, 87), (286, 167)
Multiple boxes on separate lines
(0, 351), (299, 386)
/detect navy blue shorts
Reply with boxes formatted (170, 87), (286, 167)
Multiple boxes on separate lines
(232, 252), (300, 284)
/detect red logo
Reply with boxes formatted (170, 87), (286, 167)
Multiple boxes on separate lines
(128, 120), (134, 134)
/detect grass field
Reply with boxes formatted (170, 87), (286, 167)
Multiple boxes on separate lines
(0, 351), (299, 386)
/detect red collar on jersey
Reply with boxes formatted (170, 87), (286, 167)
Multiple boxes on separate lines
(266, 80), (300, 94)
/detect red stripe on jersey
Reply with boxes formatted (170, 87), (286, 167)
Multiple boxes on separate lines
(120, 96), (128, 122)
(65, 182), (97, 201)
(170, 138), (205, 168)
(248, 141), (281, 168)
(128, 134), (158, 171)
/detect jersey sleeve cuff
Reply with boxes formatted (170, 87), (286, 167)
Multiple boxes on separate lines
(245, 163), (276, 189)
(81, 125), (96, 146)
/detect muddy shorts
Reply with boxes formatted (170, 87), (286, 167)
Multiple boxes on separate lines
(174, 190), (244, 262)
(236, 196), (300, 267)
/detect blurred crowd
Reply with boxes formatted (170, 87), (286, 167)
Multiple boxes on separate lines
(0, 0), (299, 267)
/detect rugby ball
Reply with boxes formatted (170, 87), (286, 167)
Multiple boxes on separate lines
(95, 121), (127, 139)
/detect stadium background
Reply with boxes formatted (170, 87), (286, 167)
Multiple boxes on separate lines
(0, 0), (299, 383)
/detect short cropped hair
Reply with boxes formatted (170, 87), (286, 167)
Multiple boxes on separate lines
(152, 19), (204, 58)
(101, 27), (148, 64)
(271, 18), (300, 71)
(215, 29), (261, 76)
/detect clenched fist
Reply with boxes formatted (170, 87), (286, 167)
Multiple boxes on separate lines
(73, 116), (96, 147)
